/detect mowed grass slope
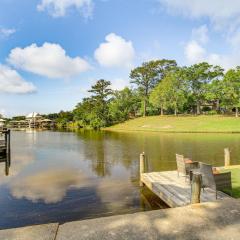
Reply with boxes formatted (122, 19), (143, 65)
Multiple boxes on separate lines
(106, 115), (240, 133)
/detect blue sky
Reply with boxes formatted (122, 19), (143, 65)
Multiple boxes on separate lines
(1, 0), (240, 116)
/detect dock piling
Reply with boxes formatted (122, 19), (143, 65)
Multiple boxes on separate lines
(140, 152), (146, 186)
(191, 173), (202, 204)
(224, 148), (230, 167)
(0, 129), (11, 175)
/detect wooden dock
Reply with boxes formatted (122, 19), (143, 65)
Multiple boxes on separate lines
(141, 171), (231, 208)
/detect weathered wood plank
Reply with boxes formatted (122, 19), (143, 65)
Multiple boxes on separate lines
(157, 171), (229, 200)
(141, 171), (231, 208)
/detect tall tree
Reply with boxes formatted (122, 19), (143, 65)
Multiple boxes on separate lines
(88, 79), (113, 127)
(73, 97), (96, 126)
(109, 87), (141, 123)
(186, 63), (224, 114)
(130, 59), (177, 117)
(164, 69), (187, 115)
(222, 68), (240, 117)
(149, 80), (168, 115)
(204, 79), (223, 113)
(149, 67), (187, 115)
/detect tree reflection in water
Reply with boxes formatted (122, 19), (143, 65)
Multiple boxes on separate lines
(5, 130), (239, 228)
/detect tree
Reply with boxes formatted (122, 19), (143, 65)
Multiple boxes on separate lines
(222, 68), (240, 117)
(204, 79), (223, 113)
(164, 69), (187, 115)
(130, 59), (177, 117)
(186, 63), (224, 114)
(73, 80), (113, 129)
(149, 68), (187, 115)
(73, 97), (96, 126)
(12, 116), (26, 121)
(55, 110), (74, 128)
(88, 79), (113, 126)
(149, 80), (168, 115)
(109, 87), (141, 123)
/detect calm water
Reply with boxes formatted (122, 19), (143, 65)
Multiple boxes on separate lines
(0, 130), (240, 229)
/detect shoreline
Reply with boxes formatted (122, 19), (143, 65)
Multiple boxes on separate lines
(104, 128), (240, 134)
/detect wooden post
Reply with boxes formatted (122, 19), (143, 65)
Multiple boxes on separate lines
(140, 152), (146, 187)
(224, 148), (230, 167)
(191, 173), (202, 204)
(7, 130), (11, 167)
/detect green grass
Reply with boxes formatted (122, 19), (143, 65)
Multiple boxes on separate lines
(106, 115), (240, 133)
(221, 166), (240, 198)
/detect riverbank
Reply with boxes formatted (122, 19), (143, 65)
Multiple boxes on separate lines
(1, 198), (240, 240)
(105, 115), (240, 133)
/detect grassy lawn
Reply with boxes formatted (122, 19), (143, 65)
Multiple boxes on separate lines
(220, 166), (240, 198)
(106, 115), (240, 133)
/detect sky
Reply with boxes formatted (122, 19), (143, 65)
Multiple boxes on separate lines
(1, 0), (240, 117)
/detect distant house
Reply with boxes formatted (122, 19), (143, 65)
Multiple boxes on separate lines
(8, 112), (55, 129)
(0, 119), (5, 128)
(26, 112), (42, 121)
(26, 112), (42, 128)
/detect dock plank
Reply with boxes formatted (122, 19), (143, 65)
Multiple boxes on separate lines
(141, 171), (231, 208)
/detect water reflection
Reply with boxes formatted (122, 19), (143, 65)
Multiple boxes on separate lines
(10, 166), (89, 204)
(1, 130), (240, 229)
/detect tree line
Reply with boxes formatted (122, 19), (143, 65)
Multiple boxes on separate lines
(8, 59), (240, 129)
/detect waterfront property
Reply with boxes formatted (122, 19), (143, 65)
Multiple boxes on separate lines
(8, 112), (55, 129)
(0, 119), (6, 129)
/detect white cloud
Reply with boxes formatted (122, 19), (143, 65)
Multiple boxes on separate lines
(0, 27), (16, 38)
(184, 34), (240, 69)
(8, 42), (91, 79)
(111, 78), (129, 90)
(182, 20), (240, 69)
(192, 25), (208, 44)
(37, 0), (93, 18)
(158, 0), (240, 30)
(207, 53), (240, 70)
(0, 64), (36, 94)
(94, 33), (135, 68)
(158, 0), (240, 69)
(184, 40), (206, 64)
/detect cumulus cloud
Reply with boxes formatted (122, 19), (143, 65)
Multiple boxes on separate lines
(111, 78), (129, 90)
(8, 42), (91, 79)
(184, 40), (206, 64)
(94, 33), (135, 68)
(184, 26), (240, 69)
(0, 27), (16, 38)
(0, 64), (36, 94)
(37, 0), (93, 18)
(158, 0), (240, 30)
(158, 0), (240, 69)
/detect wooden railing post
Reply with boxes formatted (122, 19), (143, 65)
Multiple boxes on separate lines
(140, 152), (146, 187)
(191, 173), (202, 204)
(224, 148), (230, 167)
(7, 130), (11, 167)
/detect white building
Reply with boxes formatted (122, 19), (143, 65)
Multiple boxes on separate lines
(0, 119), (5, 128)
(26, 112), (42, 128)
